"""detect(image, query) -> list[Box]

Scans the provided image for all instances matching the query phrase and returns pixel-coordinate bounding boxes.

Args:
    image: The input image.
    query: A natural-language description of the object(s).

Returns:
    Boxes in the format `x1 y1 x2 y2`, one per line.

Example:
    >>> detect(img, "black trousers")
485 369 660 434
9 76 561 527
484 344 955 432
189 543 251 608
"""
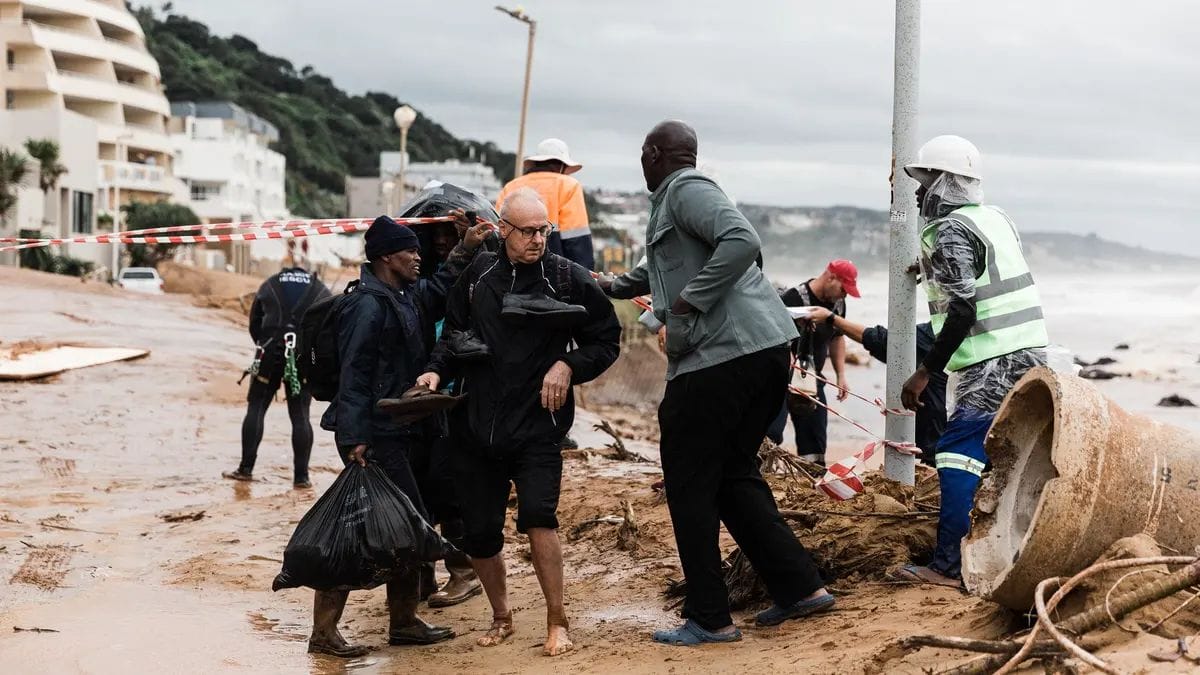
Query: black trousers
790 381 828 460
407 434 464 541
659 345 824 630
339 437 430 522
239 375 312 483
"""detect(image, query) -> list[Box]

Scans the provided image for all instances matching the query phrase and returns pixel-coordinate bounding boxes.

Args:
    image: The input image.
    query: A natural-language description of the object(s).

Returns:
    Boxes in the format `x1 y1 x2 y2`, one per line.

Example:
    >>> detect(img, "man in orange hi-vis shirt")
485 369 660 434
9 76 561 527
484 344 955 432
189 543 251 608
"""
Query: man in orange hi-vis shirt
496 138 594 271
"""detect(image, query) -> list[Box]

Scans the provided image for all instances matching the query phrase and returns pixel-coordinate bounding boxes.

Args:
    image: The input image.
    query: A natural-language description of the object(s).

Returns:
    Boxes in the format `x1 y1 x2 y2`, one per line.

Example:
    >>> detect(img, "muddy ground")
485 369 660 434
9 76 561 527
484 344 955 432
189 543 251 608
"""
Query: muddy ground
0 265 1194 674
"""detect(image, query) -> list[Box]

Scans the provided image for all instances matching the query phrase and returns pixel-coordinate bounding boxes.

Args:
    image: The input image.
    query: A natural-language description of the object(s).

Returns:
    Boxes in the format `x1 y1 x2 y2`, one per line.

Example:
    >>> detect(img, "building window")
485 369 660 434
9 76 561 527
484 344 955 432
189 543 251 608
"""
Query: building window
72 191 94 234
190 183 220 201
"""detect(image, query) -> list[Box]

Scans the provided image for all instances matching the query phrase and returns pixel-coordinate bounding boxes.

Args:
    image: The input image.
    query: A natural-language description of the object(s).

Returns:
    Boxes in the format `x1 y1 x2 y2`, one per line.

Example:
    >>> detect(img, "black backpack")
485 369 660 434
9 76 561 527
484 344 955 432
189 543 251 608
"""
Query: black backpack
298 280 358 402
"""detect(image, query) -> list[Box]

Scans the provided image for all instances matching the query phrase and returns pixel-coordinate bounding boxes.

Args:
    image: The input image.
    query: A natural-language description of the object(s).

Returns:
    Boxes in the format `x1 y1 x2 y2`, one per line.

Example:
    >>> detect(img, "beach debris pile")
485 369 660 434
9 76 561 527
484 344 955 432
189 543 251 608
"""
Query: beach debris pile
665 441 939 609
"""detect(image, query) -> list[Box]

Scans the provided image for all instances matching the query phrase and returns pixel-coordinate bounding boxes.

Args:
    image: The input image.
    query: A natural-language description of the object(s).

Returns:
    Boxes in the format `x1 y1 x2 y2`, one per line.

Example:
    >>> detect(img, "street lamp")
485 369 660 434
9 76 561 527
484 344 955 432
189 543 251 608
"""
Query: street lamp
495 5 536 179
392 105 417 214
110 132 134 281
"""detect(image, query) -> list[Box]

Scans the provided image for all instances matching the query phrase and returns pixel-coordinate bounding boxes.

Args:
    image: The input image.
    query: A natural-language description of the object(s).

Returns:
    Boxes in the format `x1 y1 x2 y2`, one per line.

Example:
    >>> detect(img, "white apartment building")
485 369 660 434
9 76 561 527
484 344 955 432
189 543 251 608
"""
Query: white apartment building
169 101 288 273
379 151 502 202
170 101 287 223
0 0 180 266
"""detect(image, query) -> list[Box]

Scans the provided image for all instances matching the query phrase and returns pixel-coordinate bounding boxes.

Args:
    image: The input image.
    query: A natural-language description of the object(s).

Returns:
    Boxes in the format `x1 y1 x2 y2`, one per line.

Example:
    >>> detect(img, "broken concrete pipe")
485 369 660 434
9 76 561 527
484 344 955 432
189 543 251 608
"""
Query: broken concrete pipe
962 367 1200 611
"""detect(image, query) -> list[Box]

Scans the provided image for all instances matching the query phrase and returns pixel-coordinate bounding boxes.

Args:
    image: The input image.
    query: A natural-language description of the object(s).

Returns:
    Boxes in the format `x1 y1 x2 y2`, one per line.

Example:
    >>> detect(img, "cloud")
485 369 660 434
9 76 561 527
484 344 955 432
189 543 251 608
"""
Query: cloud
164 0 1200 253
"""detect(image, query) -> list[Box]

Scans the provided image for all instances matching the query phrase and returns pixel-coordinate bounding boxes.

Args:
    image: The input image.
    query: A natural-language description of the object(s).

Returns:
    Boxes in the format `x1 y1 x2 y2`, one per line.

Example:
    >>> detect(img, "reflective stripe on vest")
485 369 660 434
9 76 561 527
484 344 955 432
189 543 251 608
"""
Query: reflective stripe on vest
921 205 1049 371
935 452 986 476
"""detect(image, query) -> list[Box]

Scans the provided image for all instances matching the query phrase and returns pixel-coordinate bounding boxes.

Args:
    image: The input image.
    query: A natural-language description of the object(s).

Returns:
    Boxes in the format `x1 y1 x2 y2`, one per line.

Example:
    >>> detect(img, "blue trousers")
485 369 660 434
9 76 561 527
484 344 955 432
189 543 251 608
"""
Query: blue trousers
930 410 993 579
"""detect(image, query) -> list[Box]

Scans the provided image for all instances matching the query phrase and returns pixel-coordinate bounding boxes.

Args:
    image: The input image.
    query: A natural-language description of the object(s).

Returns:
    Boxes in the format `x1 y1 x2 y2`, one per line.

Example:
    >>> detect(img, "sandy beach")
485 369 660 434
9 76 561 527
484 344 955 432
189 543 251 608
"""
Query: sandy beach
1 265 1197 674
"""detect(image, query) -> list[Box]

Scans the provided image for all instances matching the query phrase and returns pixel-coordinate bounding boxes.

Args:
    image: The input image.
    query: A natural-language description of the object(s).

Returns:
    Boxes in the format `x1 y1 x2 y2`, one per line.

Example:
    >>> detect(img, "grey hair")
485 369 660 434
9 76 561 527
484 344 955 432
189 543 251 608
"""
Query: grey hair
499 186 547 221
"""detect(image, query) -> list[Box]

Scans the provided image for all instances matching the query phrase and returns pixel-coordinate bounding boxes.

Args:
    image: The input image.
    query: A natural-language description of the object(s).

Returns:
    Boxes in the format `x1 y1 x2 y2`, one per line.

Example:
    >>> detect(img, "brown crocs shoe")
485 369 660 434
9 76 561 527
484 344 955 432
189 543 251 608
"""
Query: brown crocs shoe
376 385 462 425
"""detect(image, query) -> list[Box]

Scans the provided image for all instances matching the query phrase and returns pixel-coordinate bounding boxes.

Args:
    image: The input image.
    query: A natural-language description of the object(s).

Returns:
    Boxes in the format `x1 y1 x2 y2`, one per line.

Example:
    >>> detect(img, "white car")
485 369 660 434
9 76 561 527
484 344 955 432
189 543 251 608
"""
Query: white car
117 267 165 295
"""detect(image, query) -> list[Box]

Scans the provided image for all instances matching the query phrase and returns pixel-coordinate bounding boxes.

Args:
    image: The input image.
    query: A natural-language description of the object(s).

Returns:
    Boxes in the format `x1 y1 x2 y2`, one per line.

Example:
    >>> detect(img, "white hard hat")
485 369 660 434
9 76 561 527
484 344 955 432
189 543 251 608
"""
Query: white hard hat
523 138 582 174
904 135 982 181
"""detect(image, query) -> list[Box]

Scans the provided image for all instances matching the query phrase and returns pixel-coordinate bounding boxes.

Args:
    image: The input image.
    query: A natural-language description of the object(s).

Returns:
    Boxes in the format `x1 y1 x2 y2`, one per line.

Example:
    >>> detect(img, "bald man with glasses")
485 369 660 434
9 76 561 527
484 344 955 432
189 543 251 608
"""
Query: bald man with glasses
419 187 621 656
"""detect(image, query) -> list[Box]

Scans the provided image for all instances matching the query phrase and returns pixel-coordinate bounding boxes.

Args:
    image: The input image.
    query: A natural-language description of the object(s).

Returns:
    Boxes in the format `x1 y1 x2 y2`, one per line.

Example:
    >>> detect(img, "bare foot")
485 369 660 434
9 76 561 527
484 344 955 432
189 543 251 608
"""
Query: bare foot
477 612 514 647
543 624 573 656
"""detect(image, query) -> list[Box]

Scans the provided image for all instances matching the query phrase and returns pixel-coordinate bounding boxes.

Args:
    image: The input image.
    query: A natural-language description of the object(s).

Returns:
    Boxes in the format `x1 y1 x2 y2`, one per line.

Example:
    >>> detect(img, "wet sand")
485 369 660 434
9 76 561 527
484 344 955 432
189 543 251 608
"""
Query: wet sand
1 266 1197 673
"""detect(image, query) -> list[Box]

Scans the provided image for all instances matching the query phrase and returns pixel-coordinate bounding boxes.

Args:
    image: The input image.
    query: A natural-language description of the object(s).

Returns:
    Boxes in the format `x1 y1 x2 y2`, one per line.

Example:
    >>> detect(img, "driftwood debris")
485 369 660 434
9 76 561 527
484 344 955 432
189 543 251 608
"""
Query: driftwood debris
617 499 639 552
593 420 648 463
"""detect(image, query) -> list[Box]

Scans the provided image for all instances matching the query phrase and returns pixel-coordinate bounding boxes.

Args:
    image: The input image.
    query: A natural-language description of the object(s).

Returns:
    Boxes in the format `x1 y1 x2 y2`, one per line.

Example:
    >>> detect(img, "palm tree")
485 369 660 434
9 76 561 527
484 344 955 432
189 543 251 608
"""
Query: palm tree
0 147 30 229
23 139 68 193
24 139 68 232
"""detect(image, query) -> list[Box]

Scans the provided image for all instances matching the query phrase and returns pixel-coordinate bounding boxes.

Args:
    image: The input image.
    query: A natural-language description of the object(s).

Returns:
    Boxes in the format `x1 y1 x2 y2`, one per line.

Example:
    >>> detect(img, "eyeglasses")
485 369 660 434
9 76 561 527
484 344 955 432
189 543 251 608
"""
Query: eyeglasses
500 218 554 239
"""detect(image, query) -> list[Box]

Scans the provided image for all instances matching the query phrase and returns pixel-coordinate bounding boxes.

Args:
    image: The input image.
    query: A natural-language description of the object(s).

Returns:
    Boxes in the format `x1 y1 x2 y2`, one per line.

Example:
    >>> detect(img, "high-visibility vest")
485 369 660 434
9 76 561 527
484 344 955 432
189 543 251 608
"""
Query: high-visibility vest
920 204 1048 372
495 171 590 242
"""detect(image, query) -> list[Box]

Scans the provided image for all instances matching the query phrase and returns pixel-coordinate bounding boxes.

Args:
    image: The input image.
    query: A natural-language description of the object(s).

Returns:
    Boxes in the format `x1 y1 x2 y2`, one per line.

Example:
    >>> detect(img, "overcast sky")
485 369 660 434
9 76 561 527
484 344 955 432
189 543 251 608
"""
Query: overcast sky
165 0 1199 254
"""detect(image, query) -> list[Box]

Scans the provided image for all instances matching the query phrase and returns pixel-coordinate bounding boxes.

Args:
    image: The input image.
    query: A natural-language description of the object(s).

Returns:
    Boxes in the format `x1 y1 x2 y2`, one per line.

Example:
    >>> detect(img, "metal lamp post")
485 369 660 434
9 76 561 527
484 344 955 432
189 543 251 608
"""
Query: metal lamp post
392 105 417 214
109 132 133 282
495 5 536 179
883 0 921 485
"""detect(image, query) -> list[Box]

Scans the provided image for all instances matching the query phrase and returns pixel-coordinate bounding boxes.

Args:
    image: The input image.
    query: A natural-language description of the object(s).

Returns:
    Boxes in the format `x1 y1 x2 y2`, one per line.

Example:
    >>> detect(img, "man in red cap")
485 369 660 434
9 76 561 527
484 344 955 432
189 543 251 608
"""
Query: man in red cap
769 259 860 465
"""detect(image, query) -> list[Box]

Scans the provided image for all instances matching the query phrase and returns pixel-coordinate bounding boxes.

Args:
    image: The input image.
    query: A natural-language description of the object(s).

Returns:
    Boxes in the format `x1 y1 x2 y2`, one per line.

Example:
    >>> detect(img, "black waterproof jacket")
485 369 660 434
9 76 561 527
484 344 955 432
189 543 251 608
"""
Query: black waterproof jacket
321 243 475 447
426 250 620 451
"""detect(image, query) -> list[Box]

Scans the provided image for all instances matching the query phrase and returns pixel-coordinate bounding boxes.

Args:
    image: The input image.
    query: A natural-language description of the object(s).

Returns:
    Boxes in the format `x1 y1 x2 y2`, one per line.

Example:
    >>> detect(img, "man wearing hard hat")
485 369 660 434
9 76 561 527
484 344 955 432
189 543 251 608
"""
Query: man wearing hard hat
496 138 594 272
893 135 1048 587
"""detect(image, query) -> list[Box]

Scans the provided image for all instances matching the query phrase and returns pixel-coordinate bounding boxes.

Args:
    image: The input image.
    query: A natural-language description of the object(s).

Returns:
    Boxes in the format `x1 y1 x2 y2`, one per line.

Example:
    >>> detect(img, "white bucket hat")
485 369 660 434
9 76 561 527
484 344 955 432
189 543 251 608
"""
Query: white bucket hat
523 138 582 175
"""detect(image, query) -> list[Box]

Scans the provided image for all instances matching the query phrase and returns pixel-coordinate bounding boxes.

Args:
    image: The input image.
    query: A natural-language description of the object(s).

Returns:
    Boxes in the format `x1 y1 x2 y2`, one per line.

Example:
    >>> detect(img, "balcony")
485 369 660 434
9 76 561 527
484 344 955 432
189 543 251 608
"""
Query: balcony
21 0 145 37
33 21 159 77
96 122 172 154
52 69 169 116
98 160 173 194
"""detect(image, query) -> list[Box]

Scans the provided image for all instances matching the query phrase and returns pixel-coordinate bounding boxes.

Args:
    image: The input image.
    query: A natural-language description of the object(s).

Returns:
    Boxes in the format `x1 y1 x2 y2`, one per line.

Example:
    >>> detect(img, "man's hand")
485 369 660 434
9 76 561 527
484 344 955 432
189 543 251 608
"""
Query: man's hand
416 372 441 391
670 297 694 316
347 443 368 467
902 366 930 410
462 220 493 252
541 361 573 412
656 326 667 354
836 373 850 402
595 274 614 293
807 306 833 323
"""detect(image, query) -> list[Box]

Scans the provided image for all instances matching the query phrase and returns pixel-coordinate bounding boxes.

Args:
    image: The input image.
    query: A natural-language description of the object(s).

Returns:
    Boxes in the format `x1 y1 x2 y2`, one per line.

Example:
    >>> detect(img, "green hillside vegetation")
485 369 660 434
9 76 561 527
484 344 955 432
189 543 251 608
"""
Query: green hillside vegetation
133 6 516 218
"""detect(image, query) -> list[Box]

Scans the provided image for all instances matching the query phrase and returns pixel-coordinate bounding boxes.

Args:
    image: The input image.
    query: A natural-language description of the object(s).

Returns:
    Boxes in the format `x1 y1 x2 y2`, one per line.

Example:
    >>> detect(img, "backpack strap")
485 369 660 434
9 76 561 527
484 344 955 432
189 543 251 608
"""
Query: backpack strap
555 255 573 302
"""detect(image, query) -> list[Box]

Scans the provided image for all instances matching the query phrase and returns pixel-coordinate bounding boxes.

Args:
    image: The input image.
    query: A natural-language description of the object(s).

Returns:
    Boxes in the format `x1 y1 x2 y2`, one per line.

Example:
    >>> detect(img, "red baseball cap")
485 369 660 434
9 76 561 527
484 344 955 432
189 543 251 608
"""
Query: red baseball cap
827 259 861 298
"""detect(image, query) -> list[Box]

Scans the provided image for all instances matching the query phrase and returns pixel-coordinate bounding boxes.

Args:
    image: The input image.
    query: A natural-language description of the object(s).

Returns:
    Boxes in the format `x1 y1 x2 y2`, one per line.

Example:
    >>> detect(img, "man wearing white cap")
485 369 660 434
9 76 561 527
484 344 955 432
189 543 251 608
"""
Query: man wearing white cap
496 138 593 271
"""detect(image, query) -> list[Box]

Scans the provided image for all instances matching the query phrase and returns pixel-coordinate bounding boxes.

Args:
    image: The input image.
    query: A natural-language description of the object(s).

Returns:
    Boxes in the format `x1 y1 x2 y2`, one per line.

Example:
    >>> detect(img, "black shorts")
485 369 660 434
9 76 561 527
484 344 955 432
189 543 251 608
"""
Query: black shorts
453 440 563 558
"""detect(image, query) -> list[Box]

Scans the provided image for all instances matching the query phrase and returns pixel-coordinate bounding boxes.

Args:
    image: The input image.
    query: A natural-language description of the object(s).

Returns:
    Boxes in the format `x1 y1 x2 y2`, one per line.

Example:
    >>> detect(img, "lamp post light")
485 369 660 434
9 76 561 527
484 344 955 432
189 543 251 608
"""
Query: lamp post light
495 5 536 179
109 132 133 282
380 180 395 217
392 105 417 214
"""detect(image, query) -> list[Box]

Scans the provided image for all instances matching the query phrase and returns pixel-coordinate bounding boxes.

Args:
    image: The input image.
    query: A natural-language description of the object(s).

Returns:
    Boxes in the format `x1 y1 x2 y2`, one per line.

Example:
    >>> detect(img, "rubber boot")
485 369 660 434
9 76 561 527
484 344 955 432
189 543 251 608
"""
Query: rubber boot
309 590 368 658
428 549 482 608
418 562 437 602
387 567 455 646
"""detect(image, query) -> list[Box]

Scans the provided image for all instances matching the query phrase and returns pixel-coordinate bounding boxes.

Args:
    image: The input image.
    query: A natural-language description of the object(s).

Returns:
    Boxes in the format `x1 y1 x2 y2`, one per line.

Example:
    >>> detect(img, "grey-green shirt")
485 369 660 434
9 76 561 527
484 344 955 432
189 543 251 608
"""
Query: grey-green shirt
611 168 797 379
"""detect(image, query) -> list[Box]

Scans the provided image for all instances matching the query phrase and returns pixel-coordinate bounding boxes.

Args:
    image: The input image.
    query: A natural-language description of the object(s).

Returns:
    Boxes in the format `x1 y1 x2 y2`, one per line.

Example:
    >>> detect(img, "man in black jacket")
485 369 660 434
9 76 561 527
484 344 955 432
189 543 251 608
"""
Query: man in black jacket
804 309 947 462
308 214 489 657
224 263 329 487
418 187 620 657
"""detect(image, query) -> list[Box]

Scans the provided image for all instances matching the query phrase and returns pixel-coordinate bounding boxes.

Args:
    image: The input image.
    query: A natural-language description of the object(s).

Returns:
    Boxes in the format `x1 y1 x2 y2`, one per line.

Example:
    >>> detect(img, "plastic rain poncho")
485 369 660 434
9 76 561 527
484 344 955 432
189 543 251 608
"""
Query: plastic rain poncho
921 172 1045 418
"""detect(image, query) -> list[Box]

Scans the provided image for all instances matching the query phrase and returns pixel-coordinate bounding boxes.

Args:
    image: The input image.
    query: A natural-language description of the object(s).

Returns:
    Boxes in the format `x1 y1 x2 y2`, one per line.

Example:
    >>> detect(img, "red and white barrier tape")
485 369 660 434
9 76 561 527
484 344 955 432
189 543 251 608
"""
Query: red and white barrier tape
787 384 921 501
791 362 914 418
0 215 458 252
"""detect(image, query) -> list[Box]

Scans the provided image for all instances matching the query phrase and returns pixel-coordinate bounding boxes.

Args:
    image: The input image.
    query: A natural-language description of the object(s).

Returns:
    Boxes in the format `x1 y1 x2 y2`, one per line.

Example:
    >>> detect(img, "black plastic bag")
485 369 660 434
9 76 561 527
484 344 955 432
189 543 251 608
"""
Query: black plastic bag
272 462 448 592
